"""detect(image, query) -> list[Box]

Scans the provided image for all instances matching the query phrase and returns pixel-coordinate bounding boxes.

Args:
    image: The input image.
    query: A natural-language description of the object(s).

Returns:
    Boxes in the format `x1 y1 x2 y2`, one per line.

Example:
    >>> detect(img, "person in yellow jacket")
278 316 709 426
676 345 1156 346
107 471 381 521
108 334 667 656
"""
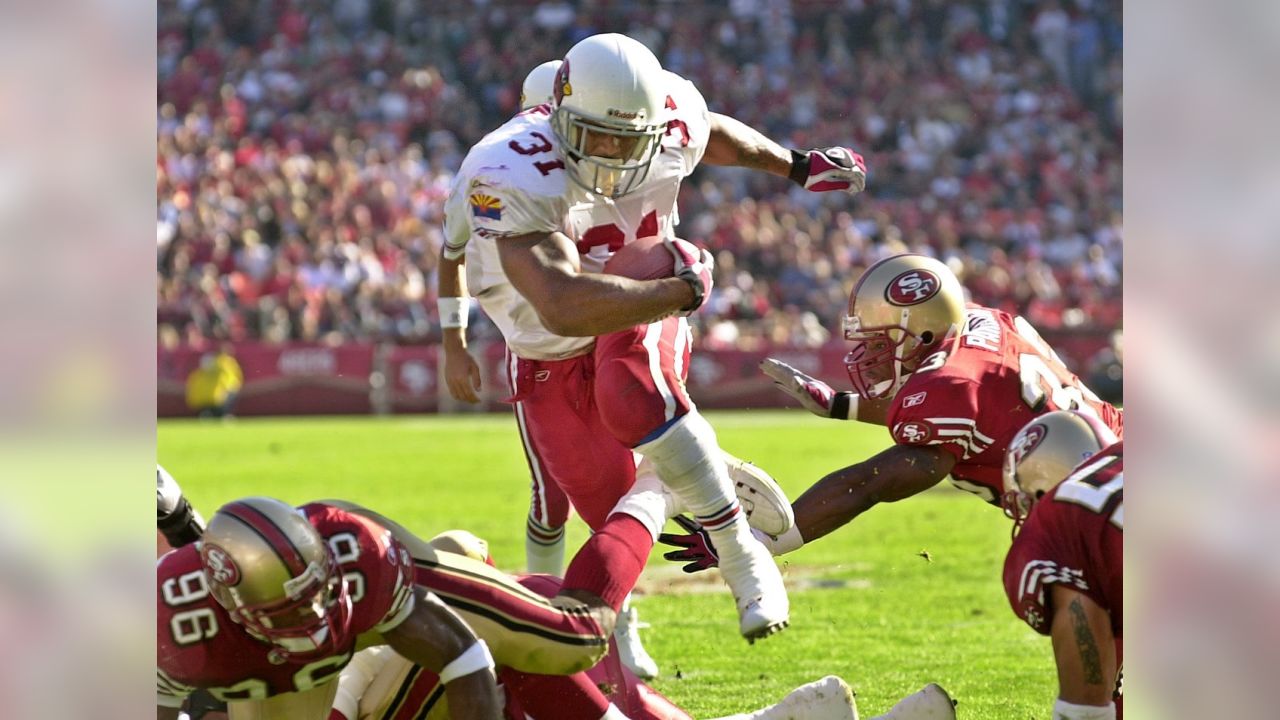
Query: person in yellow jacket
185 345 243 418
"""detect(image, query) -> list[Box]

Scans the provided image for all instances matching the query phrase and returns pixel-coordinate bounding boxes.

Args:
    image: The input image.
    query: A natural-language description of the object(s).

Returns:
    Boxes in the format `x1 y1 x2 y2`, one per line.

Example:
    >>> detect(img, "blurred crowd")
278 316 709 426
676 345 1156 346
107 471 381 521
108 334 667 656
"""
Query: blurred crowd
157 0 1122 358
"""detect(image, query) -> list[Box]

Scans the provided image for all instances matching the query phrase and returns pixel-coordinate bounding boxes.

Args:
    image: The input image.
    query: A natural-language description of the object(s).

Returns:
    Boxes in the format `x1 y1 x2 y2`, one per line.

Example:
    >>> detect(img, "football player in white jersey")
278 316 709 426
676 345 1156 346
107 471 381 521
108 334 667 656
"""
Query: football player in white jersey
440 59 571 577
439 58 662 680
443 33 867 644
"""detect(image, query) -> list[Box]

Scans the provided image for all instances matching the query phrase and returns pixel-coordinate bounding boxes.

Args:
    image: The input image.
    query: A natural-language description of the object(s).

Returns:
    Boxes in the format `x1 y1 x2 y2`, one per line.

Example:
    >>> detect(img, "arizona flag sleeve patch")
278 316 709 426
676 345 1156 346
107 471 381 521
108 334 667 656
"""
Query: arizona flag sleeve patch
469 193 503 220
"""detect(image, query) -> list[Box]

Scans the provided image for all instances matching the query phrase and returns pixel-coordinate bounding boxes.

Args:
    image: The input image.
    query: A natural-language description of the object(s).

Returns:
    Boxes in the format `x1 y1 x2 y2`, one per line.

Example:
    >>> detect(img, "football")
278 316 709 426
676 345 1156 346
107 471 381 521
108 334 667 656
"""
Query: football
602 235 675 280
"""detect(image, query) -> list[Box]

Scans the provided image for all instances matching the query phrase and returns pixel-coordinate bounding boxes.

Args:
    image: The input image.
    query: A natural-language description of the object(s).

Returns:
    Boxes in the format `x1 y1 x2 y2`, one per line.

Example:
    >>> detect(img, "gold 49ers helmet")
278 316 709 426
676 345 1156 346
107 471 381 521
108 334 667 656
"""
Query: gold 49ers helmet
1002 410 1120 528
199 497 351 662
843 254 967 399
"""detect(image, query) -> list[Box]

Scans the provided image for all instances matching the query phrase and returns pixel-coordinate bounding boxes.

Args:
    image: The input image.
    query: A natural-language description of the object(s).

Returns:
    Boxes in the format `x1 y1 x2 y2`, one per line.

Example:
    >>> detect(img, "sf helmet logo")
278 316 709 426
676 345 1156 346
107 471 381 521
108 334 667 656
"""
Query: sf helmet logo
886 269 941 306
1011 423 1048 465
201 543 242 586
553 59 572 105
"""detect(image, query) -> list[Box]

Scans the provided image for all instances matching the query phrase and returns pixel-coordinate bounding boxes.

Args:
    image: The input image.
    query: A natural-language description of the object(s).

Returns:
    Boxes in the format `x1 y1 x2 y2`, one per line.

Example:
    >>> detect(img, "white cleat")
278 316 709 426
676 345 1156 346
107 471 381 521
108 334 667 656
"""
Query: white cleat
722 451 795 537
716 675 859 720
872 683 957 720
714 524 790 642
614 604 659 680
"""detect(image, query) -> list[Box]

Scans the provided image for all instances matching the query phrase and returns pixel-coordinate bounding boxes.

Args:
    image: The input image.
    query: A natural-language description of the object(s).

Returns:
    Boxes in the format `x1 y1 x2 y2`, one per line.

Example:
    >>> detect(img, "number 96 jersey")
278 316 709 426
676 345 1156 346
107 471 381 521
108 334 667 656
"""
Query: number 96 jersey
156 503 416 709
444 70 711 360
886 306 1124 504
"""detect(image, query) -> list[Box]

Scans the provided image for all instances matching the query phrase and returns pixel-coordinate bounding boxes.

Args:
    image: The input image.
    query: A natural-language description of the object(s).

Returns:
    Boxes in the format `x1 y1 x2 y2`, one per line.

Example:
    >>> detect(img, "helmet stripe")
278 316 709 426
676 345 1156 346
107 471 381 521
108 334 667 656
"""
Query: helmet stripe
222 501 311 577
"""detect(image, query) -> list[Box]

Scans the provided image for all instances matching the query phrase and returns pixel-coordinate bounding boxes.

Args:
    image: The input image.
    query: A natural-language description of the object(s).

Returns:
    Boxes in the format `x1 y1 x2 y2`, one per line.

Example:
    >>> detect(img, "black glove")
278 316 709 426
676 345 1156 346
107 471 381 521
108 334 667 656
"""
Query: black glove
158 465 205 547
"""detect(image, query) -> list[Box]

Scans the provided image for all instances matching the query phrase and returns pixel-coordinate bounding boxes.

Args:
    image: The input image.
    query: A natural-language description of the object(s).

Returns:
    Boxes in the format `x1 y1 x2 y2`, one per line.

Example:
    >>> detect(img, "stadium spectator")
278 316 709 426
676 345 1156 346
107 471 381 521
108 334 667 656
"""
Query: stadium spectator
184 344 243 418
157 0 1122 355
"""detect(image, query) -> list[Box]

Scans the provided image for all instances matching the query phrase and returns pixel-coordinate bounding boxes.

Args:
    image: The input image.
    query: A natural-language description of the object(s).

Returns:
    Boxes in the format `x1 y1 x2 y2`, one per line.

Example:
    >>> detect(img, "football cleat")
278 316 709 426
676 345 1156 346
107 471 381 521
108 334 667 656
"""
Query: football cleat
712 523 790 642
722 452 795 537
614 602 659 680
872 683 957 720
755 675 859 720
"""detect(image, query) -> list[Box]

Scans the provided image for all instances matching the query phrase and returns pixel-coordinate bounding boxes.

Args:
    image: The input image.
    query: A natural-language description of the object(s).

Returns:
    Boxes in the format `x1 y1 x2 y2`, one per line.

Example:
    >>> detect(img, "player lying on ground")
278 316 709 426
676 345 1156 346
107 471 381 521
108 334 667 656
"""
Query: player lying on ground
660 254 1123 567
1001 411 1124 719
159 494 666 718
446 32 867 643
157 495 510 720
327 530 958 720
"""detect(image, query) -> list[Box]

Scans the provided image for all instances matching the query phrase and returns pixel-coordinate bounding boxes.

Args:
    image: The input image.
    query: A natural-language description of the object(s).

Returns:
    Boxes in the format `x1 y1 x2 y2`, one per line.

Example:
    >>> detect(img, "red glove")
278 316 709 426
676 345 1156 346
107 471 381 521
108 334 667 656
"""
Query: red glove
658 515 719 573
665 237 714 314
789 147 867 193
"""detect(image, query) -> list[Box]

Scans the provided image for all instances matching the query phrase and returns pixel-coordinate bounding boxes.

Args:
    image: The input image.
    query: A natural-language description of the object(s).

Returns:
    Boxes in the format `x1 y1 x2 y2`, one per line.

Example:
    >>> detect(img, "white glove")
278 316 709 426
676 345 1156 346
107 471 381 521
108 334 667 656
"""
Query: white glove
760 359 858 420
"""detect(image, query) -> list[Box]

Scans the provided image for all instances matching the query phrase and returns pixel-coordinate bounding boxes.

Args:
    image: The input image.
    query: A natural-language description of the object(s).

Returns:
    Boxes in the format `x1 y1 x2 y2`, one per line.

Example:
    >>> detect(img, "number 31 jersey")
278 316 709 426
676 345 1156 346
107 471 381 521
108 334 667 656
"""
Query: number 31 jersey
156 503 416 708
443 70 711 360
886 306 1124 504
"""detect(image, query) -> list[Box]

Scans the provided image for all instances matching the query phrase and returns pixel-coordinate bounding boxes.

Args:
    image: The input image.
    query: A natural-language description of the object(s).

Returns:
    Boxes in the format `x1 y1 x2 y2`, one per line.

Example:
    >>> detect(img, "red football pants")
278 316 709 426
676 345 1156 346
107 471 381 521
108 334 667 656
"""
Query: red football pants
506 317 694 531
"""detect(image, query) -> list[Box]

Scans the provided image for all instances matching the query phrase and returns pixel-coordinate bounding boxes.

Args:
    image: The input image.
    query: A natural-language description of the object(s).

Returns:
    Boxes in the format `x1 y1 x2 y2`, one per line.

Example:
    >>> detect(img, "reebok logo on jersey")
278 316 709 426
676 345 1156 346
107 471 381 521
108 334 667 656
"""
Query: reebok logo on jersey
903 391 928 408
469 193 503 220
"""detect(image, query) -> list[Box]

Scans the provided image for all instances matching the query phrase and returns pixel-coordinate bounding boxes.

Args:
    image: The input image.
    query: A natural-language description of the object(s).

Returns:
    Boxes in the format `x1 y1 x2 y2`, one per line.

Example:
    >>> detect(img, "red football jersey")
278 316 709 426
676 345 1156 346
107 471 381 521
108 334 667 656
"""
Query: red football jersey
157 503 416 708
887 306 1123 504
1003 443 1124 638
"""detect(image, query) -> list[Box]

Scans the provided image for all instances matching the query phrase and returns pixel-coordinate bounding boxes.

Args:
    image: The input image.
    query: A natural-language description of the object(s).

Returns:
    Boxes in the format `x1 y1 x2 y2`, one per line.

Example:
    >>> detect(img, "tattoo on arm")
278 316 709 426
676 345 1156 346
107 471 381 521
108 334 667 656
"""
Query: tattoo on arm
1068 597 1104 685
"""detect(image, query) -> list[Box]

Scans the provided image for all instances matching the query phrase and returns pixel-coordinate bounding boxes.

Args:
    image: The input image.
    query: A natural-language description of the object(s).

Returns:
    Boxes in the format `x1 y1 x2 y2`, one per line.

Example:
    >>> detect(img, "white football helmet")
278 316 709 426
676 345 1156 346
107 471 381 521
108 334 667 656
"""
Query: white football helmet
551 33 668 198
1002 410 1119 527
520 60 561 110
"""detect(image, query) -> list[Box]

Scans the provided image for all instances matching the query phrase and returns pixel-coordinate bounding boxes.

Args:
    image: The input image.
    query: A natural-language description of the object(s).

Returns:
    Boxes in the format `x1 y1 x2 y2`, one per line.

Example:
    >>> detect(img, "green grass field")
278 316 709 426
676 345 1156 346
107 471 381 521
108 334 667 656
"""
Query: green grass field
159 410 1057 718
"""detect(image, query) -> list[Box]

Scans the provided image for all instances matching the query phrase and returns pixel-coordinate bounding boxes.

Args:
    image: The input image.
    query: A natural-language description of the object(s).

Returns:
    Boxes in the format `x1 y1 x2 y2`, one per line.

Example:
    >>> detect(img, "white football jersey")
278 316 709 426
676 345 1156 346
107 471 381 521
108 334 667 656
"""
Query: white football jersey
444 71 711 360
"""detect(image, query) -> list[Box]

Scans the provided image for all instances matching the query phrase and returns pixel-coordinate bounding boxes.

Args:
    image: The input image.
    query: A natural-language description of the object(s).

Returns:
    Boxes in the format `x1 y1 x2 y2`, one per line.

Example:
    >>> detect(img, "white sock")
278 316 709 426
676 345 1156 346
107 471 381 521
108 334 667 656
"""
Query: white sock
635 412 745 534
525 518 565 576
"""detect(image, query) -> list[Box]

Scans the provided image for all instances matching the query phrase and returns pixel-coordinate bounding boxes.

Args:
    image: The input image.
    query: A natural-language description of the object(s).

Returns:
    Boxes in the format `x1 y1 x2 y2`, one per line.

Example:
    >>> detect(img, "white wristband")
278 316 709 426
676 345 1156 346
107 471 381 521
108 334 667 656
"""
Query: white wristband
1052 699 1116 720
752 524 805 556
438 640 495 684
438 297 471 330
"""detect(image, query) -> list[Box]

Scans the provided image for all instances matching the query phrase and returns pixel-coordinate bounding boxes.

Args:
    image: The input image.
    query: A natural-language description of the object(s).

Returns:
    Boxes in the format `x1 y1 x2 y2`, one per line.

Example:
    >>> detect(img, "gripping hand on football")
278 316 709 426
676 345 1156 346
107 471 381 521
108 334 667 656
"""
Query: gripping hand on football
760 358 858 420
659 515 720 573
789 147 867 194
665 237 714 315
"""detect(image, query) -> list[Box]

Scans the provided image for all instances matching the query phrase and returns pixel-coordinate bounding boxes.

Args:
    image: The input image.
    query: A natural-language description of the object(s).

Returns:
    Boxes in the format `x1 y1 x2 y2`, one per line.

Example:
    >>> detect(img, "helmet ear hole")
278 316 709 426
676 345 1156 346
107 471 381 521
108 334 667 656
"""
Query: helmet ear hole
920 330 934 345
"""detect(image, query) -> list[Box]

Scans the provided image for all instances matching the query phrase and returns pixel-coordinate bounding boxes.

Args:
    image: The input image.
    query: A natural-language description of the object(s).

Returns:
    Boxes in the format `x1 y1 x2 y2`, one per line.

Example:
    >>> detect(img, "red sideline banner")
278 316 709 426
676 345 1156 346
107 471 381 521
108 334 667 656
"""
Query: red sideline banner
158 343 375 416
158 331 1113 417
379 345 440 413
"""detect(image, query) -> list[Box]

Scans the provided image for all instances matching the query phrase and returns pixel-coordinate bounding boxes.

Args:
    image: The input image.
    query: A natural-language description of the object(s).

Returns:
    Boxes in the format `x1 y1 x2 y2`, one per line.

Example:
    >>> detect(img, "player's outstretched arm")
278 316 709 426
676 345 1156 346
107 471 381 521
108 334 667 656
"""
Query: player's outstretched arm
498 231 698 336
703 112 866 193
792 444 956 545
438 249 483 404
1048 585 1118 718
384 588 503 720
760 358 892 424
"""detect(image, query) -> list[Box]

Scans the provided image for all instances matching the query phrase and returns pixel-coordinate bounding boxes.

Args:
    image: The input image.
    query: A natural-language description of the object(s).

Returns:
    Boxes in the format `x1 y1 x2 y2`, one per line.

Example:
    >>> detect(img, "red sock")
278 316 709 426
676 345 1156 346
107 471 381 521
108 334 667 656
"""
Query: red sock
560 514 653 610
500 667 612 720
